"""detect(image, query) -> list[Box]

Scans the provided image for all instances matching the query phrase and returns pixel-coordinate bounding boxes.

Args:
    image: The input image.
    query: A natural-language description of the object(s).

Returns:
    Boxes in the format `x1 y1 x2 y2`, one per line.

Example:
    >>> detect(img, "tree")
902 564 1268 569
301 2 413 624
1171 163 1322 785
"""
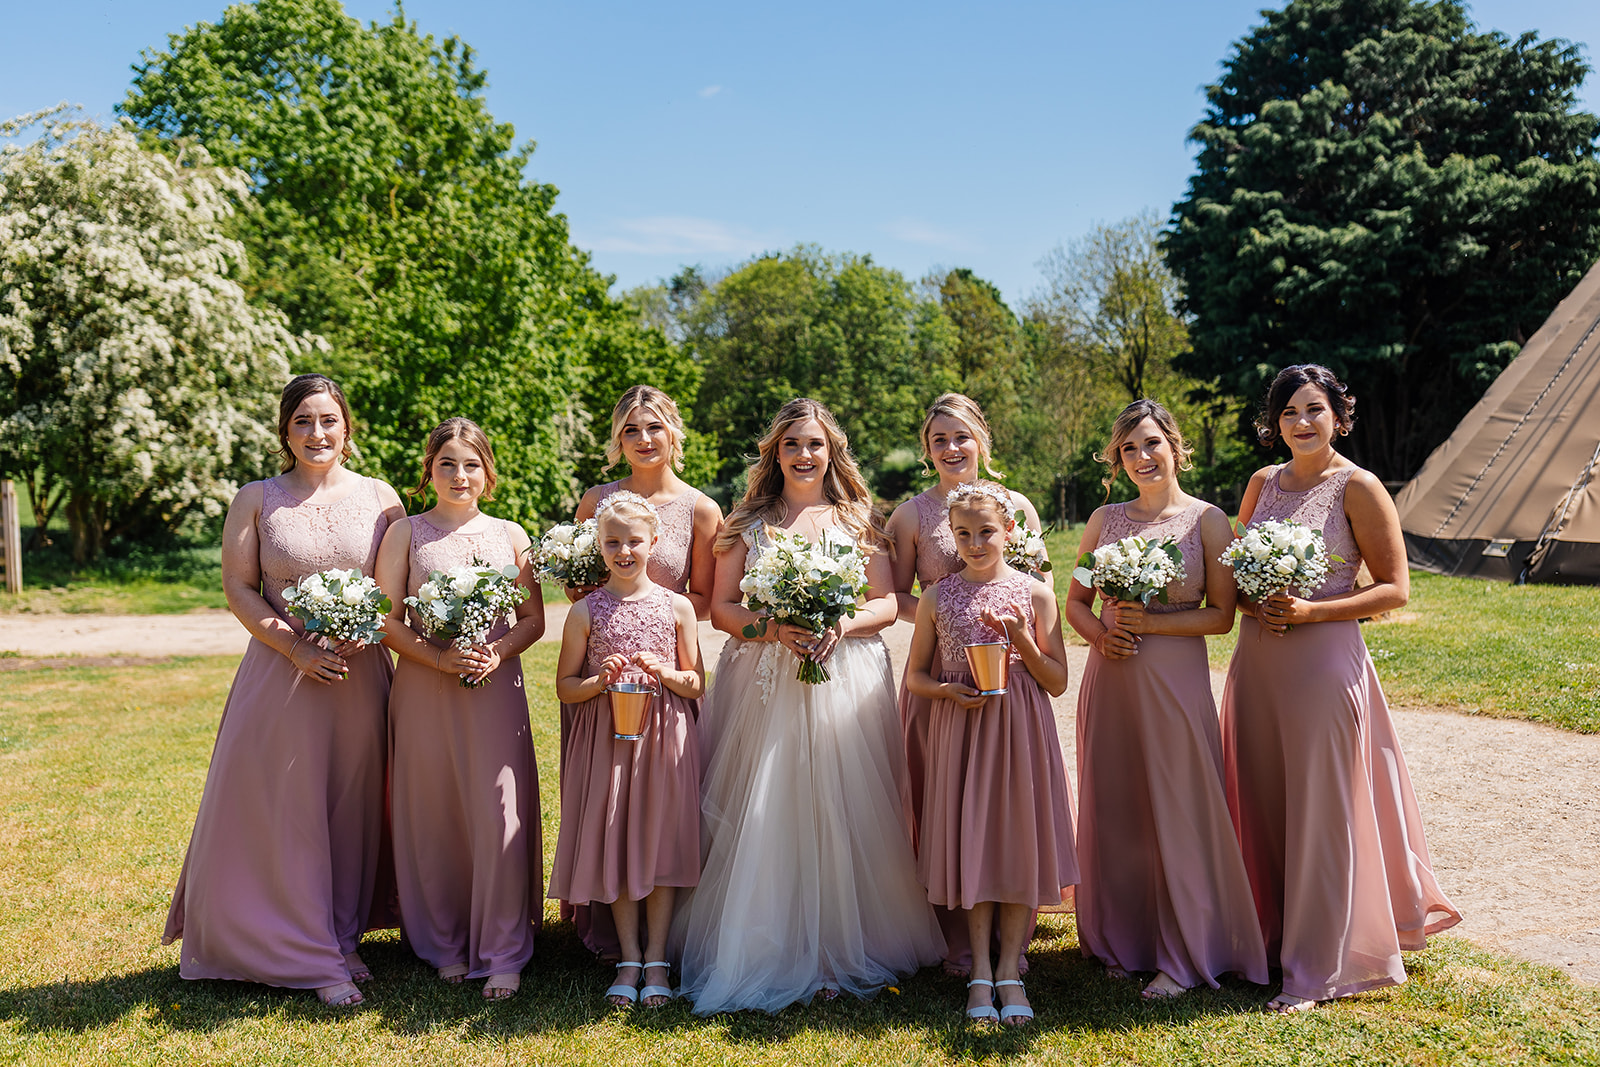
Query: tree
0 109 317 561
121 0 684 520
681 247 957 485
1167 0 1600 480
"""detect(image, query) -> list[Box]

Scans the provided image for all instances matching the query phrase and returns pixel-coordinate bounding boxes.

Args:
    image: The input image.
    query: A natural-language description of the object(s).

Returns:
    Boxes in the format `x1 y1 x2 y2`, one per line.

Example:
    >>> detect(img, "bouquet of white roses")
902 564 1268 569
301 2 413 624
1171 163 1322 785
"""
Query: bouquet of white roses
282 568 391 646
739 527 871 684
1218 518 1333 602
1005 512 1052 574
532 518 608 588
1071 535 1186 606
404 562 529 688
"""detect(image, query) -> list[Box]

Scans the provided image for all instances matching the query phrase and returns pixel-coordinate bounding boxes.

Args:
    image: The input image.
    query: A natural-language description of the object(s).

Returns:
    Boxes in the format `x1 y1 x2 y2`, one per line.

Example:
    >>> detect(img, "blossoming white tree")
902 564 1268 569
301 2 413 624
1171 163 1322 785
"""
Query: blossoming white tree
0 107 321 561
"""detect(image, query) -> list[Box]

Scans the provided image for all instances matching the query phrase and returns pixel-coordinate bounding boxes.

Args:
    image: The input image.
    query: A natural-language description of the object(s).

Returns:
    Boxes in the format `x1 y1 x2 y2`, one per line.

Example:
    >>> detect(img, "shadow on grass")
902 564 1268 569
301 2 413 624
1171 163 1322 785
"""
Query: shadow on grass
0 921 1277 1055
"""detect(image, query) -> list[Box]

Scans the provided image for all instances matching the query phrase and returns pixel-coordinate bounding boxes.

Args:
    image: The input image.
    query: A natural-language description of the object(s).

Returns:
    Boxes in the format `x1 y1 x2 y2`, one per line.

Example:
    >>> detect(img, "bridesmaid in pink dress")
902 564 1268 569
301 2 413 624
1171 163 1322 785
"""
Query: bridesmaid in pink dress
376 418 545 1000
1223 365 1461 1012
563 385 722 951
905 481 1075 1026
885 393 1046 974
1066 399 1268 1000
164 374 404 1008
550 491 705 1007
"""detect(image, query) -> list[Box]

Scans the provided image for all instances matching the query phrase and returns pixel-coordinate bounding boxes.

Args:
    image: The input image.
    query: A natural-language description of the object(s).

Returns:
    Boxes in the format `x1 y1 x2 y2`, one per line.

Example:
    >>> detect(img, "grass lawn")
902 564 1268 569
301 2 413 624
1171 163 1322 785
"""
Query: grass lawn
3 651 1599 1065
1042 529 1600 734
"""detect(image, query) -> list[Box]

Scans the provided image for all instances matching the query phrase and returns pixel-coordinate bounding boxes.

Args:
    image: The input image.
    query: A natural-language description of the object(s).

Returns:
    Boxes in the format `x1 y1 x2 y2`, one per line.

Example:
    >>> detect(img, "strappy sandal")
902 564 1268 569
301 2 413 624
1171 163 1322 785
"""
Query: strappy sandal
483 973 520 1001
1267 993 1319 1014
965 978 1000 1023
315 981 363 1007
606 961 643 1006
995 979 1034 1027
343 952 371 984
438 963 469 984
639 960 673 1007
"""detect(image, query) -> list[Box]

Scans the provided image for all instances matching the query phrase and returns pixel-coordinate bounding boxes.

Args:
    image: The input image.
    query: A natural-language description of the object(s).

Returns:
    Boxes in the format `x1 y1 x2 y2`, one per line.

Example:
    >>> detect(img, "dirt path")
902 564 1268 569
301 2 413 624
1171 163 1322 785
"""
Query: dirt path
6 607 1597 984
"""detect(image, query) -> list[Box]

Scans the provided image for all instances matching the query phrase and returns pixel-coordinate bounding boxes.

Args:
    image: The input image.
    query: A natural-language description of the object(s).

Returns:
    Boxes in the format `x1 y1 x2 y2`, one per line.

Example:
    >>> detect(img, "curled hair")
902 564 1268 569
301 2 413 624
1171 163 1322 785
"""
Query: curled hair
277 373 355 472
595 489 660 535
920 393 1004 479
1096 398 1195 496
715 398 889 555
410 417 497 501
604 385 687 473
945 480 1013 519
1255 364 1356 446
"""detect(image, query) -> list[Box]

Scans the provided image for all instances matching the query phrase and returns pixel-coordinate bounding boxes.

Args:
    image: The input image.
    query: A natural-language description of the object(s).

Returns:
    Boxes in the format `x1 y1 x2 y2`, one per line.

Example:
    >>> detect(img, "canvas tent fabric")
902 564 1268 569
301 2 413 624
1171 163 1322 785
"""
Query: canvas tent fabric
1395 260 1600 583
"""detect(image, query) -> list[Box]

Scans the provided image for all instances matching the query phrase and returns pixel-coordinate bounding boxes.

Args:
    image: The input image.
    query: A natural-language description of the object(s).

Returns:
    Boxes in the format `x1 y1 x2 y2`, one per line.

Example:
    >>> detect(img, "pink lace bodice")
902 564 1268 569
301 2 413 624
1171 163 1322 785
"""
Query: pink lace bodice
1248 466 1361 599
258 477 389 623
595 481 699 594
586 586 679 683
1096 499 1208 613
934 570 1035 673
406 513 523 642
913 489 962 586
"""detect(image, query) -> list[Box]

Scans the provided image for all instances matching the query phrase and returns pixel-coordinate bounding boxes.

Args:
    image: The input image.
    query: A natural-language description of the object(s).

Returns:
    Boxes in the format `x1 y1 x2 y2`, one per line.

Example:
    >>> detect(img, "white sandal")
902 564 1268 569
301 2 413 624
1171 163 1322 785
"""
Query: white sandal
605 961 643 1006
995 979 1034 1025
639 960 674 1006
965 978 1000 1022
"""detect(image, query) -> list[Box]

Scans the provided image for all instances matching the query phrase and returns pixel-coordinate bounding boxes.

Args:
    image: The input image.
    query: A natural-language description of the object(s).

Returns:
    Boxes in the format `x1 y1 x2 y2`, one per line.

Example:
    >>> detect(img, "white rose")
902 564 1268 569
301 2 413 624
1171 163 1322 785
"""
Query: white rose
1274 556 1297 575
300 574 328 598
340 583 365 605
548 525 576 545
573 533 594 555
451 574 477 597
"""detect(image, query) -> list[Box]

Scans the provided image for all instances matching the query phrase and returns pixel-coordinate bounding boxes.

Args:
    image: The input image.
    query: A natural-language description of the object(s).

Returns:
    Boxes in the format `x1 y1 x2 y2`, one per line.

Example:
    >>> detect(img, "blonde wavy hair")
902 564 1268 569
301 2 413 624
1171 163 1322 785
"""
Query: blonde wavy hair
1095 398 1194 496
595 489 660 536
715 398 889 555
920 393 1005 479
603 385 687 473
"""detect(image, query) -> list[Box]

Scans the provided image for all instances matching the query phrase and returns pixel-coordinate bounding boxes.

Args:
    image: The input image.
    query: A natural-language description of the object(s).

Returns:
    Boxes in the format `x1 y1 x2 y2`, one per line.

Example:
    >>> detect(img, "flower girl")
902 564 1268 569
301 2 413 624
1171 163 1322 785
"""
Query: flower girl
550 491 705 1007
903 481 1076 1026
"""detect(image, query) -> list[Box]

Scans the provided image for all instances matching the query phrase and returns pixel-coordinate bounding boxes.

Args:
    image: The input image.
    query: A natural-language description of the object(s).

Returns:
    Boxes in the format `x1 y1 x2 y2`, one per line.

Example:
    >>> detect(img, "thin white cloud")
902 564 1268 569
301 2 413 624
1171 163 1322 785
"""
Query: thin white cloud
698 85 722 98
881 217 976 252
576 215 767 256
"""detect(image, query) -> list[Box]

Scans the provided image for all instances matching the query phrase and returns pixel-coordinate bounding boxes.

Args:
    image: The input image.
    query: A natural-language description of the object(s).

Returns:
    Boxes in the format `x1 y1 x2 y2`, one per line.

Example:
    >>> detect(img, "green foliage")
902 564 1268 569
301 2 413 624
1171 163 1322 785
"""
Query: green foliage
0 108 315 563
1167 0 1600 481
681 247 959 487
120 0 681 522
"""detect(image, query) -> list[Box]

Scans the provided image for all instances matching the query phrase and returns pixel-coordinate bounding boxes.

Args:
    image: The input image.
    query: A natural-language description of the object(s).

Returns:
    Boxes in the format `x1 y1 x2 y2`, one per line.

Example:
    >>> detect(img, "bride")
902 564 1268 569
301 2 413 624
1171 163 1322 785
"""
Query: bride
672 397 944 1014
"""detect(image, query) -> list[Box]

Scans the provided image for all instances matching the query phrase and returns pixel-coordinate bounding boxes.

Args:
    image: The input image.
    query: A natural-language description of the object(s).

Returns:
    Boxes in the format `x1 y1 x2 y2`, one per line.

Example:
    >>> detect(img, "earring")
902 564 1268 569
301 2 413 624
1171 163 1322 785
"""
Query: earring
920 457 934 478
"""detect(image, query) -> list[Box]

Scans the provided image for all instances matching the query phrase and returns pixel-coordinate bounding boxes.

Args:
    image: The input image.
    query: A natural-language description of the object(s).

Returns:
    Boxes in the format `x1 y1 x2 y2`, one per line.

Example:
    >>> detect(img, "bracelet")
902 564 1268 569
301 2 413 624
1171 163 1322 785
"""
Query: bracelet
288 635 306 662
435 646 443 671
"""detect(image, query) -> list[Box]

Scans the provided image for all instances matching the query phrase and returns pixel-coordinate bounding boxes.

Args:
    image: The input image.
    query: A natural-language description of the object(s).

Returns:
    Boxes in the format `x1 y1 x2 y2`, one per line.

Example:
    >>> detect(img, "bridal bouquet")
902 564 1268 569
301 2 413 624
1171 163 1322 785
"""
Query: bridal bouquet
281 568 391 645
740 528 870 684
1071 535 1186 606
404 562 528 688
1005 513 1052 574
1218 519 1333 602
533 518 608 588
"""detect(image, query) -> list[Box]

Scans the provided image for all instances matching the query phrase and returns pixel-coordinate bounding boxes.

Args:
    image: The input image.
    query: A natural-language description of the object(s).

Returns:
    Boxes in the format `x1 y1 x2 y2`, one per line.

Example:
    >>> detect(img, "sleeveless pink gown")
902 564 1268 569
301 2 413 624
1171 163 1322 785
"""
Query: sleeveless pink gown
548 587 703 956
1223 466 1461 1001
1075 501 1268 987
560 481 701 955
388 514 541 979
919 570 1077 909
163 477 393 989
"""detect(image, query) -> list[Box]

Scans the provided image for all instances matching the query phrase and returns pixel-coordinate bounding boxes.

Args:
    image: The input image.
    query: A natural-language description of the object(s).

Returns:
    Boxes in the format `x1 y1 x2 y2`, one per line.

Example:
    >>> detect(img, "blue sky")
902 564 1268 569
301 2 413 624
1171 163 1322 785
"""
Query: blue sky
4 1 1598 306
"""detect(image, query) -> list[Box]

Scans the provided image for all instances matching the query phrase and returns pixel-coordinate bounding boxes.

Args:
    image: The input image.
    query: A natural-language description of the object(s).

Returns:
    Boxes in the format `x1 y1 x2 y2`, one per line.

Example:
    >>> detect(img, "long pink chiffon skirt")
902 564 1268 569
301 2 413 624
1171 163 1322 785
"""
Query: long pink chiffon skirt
1223 616 1462 1001
919 668 1077 909
389 653 541 979
1076 634 1268 987
548 687 702 958
164 638 391 988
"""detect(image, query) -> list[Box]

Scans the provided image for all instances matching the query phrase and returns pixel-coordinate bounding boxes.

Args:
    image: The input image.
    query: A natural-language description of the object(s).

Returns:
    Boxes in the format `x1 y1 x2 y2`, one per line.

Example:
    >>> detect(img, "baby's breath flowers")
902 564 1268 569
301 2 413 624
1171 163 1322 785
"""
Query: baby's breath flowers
532 518 608 588
404 562 528 688
1072 535 1187 605
281 568 391 645
740 528 871 684
1218 519 1334 602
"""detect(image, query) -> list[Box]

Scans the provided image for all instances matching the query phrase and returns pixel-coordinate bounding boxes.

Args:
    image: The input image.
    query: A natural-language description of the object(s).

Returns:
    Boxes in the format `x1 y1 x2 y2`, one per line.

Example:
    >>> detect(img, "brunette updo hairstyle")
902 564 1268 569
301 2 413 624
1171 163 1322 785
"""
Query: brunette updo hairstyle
1254 364 1357 446
277 373 355 472
410 417 498 501
1095 398 1194 495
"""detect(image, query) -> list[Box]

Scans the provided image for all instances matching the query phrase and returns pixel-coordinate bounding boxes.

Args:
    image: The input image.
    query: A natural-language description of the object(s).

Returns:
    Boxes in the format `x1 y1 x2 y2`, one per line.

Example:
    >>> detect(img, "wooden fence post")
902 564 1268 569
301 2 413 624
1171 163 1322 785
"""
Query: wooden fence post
0 480 20 594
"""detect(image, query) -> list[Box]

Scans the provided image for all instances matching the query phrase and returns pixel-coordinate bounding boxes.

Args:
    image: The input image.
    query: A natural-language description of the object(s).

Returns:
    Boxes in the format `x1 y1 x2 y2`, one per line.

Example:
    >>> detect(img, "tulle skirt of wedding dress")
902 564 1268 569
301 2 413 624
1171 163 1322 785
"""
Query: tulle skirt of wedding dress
671 635 945 1014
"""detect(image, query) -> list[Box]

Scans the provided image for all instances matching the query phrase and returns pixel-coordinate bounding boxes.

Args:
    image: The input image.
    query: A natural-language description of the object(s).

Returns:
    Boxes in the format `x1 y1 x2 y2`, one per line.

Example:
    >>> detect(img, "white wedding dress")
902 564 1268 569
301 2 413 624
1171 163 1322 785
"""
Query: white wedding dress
671 528 945 1014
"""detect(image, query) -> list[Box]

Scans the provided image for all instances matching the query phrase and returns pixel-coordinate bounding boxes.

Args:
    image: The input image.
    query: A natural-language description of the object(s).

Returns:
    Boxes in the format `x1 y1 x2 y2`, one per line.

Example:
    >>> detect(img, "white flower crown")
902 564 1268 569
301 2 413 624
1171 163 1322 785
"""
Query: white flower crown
944 481 1012 514
594 489 659 523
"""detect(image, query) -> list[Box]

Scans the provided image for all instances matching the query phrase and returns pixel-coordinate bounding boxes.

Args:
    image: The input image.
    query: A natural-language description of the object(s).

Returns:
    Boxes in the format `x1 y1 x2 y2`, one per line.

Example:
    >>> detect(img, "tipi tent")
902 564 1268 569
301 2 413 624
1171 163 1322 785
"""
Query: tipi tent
1396 260 1600 583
